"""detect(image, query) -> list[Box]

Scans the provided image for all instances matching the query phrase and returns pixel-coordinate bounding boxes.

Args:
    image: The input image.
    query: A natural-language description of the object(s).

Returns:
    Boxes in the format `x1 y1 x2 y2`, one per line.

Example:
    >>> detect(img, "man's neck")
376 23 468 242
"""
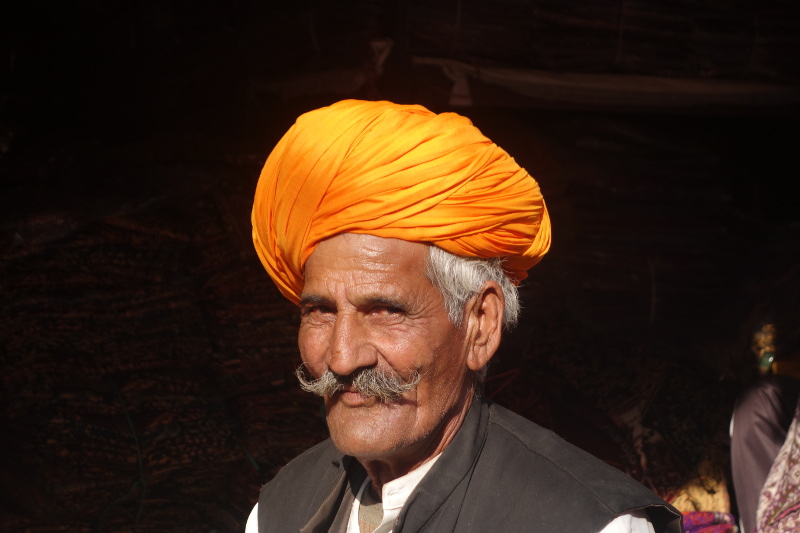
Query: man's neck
357 392 474 493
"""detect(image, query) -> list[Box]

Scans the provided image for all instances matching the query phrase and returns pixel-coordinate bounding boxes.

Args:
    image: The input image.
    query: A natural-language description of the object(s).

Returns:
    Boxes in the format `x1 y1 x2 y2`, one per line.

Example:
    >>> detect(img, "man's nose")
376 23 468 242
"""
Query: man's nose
326 311 376 376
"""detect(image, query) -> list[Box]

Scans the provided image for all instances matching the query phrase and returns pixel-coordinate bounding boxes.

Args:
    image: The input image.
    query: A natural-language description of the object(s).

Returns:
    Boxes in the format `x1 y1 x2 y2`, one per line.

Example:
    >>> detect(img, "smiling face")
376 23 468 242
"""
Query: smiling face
298 233 481 477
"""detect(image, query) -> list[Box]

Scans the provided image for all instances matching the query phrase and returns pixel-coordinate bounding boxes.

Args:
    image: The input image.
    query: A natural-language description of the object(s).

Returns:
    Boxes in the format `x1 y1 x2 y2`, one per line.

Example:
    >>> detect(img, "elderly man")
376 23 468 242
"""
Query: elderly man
246 100 681 533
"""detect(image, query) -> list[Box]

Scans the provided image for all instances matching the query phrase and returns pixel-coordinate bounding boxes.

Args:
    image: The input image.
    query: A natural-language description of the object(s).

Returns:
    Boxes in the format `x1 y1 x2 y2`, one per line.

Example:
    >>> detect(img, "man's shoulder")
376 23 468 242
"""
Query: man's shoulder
264 438 341 488
257 438 348 531
482 402 671 517
485 401 625 477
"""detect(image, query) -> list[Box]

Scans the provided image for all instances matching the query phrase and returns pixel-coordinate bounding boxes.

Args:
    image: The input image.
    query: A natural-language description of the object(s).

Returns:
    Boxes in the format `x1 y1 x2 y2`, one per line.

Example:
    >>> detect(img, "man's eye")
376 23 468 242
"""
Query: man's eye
372 306 404 316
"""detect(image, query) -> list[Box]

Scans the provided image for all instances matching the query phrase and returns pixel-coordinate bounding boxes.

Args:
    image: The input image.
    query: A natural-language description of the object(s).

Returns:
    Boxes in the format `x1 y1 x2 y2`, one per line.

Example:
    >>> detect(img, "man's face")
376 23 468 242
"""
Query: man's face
298 233 475 471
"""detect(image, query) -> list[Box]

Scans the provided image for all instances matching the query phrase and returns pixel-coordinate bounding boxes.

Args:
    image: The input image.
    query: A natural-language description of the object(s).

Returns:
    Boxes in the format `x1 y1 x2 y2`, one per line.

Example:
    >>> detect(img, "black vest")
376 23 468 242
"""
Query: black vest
258 399 682 533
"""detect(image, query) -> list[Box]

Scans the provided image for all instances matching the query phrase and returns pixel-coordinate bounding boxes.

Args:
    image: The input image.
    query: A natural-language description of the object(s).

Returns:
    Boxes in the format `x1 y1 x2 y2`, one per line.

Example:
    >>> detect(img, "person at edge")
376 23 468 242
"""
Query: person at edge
246 99 682 533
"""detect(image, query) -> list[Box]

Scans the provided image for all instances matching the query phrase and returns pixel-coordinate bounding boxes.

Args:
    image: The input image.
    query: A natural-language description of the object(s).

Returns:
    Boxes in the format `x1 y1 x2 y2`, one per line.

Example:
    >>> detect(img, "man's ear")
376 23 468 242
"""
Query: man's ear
465 280 504 373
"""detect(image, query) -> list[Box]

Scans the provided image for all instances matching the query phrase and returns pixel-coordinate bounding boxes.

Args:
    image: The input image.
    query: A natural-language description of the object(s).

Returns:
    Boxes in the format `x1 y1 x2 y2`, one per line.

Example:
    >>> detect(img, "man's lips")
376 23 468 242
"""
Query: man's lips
333 386 373 407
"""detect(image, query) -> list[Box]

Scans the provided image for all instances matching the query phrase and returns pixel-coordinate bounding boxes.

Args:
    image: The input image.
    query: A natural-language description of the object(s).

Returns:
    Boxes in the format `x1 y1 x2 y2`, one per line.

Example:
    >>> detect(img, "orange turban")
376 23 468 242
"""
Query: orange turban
252 99 551 304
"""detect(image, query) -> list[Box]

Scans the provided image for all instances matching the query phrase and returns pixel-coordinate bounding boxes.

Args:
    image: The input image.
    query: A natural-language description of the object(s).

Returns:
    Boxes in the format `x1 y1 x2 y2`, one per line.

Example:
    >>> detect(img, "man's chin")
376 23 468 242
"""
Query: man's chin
325 396 401 447
329 430 396 461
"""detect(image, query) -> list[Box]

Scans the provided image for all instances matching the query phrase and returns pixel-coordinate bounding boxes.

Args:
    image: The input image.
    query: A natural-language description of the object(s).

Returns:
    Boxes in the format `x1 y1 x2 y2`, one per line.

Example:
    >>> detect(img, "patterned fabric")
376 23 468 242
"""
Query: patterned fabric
756 402 800 532
681 511 735 533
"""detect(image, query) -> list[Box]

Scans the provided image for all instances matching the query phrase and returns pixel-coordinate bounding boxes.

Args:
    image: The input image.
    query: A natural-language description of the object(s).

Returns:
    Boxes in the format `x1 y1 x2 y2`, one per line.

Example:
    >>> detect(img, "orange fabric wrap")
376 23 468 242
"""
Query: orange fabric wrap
252 99 551 304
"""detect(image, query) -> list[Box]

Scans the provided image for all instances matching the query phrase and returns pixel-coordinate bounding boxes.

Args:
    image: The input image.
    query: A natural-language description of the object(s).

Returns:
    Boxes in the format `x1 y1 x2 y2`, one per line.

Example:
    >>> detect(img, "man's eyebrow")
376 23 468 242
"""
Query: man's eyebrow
360 296 408 309
298 294 409 309
298 295 330 307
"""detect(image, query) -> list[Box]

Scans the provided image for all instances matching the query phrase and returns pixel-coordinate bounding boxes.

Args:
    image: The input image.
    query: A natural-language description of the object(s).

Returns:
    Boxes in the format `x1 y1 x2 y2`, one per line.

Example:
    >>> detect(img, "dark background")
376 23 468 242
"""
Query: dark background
2 1 800 531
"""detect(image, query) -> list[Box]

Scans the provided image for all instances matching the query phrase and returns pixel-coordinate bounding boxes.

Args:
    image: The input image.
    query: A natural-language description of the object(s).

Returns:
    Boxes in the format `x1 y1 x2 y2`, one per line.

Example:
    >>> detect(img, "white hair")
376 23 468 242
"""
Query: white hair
425 245 520 331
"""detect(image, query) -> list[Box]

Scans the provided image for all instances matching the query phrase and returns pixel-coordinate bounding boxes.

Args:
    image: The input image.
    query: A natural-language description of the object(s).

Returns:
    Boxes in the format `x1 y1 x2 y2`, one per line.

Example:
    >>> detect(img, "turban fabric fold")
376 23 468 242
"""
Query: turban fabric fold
252 99 551 304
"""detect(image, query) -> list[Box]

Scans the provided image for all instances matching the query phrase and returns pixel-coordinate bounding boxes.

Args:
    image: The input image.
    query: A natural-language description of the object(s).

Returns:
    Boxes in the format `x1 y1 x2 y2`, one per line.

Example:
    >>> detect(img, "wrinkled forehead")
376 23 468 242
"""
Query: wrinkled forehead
308 231 427 264
304 233 429 277
300 233 438 302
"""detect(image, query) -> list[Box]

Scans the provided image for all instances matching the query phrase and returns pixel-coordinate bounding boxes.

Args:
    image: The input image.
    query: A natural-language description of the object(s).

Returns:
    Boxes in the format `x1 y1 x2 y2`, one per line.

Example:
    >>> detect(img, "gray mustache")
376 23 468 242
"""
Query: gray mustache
295 366 422 402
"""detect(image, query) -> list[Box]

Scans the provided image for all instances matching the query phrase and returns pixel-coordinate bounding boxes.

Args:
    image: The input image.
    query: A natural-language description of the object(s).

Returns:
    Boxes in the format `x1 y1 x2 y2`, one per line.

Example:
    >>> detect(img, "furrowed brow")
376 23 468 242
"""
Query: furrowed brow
360 296 408 310
298 294 332 308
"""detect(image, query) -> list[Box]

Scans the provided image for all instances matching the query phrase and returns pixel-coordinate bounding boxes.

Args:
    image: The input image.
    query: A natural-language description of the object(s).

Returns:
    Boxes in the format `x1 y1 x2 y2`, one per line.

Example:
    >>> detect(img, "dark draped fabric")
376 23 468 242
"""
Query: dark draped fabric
731 375 800 533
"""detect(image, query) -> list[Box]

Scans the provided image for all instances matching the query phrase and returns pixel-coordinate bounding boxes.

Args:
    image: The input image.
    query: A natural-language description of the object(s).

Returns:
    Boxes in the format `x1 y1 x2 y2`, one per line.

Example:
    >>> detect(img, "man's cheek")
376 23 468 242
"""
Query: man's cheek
298 338 328 377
